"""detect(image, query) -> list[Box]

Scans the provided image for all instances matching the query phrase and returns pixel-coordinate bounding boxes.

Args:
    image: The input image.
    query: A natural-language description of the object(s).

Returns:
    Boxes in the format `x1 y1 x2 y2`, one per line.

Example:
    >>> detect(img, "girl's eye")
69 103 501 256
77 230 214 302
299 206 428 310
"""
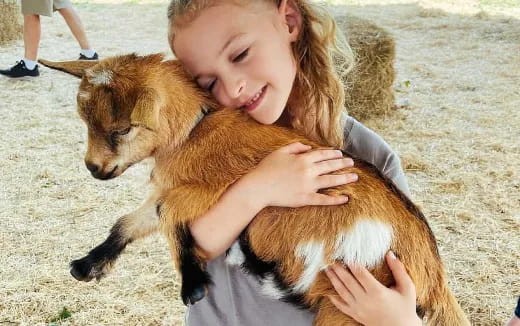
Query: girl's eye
233 49 249 63
204 80 216 92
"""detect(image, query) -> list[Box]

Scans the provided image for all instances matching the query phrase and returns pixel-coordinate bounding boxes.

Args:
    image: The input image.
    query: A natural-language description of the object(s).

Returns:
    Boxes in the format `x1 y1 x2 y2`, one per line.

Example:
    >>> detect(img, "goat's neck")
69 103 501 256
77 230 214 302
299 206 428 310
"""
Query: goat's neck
157 85 214 153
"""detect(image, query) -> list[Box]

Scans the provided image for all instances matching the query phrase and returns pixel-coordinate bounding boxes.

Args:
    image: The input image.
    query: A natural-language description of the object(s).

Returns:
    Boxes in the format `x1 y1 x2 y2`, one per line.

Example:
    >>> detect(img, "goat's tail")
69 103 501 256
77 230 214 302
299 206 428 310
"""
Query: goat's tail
425 281 471 326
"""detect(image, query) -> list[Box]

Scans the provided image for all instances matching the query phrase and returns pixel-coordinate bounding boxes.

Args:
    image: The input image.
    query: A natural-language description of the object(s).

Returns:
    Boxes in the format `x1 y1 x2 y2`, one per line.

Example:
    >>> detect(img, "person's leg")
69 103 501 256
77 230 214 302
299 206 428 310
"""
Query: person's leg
0 2 43 77
57 6 91 50
506 315 520 326
23 14 41 61
505 297 520 326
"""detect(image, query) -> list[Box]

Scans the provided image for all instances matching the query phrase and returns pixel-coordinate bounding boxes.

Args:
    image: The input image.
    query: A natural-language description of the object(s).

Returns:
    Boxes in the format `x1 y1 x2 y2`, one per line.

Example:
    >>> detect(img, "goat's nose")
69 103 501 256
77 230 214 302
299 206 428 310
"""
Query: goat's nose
85 162 100 174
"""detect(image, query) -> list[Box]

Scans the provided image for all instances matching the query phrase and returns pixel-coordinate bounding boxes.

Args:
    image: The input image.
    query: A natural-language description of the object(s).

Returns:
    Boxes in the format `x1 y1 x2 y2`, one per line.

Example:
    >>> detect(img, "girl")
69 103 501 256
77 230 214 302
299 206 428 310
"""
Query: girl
168 0 421 325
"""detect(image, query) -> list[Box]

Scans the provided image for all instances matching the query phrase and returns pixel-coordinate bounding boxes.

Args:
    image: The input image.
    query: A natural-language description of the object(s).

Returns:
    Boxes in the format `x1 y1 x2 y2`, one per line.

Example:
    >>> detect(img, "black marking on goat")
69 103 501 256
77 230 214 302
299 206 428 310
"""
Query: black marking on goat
94 164 118 180
238 232 276 278
273 272 309 309
70 218 130 281
107 132 119 152
340 150 440 258
155 202 162 218
107 88 120 118
200 104 210 115
176 224 212 305
190 104 214 134
416 305 426 320
238 233 310 310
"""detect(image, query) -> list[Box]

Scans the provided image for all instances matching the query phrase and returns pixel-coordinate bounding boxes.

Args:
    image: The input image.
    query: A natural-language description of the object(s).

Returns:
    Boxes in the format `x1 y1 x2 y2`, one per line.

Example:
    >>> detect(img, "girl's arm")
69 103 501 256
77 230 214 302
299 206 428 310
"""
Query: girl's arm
343 115 411 197
190 142 357 260
189 175 266 260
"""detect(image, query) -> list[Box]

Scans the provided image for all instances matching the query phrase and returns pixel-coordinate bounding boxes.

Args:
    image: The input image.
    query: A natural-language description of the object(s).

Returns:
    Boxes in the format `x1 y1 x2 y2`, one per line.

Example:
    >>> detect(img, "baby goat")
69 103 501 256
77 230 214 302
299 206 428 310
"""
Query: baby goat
40 54 470 326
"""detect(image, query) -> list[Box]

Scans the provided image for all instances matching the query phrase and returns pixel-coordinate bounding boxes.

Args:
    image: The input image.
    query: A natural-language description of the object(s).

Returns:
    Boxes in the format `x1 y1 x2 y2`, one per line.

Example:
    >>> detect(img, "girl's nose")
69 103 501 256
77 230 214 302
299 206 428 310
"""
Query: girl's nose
222 75 246 100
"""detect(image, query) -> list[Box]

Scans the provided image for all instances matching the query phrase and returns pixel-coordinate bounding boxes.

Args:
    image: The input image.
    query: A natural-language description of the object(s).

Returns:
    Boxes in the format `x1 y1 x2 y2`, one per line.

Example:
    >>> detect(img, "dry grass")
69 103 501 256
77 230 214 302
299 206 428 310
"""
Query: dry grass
0 0 519 325
0 0 23 46
338 15 397 121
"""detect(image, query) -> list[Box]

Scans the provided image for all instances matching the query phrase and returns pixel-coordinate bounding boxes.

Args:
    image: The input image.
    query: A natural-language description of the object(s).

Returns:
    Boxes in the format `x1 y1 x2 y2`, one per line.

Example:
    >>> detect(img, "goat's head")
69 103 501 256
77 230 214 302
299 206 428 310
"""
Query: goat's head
41 53 210 180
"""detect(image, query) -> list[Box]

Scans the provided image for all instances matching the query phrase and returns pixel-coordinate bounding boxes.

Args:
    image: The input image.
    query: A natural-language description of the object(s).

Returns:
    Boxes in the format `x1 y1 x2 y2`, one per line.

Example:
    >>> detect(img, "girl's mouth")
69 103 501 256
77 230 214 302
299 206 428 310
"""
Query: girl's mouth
242 86 266 112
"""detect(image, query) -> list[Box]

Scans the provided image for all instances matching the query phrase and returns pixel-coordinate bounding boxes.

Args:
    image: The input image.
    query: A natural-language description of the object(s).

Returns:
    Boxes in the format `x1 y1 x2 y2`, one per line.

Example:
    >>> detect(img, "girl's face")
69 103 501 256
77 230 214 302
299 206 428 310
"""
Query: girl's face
173 1 300 125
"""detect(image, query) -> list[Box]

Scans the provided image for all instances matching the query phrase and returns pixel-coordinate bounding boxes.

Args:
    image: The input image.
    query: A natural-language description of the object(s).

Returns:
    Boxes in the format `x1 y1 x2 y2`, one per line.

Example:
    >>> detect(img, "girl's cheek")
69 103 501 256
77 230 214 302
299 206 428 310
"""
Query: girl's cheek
215 91 236 109
210 86 220 101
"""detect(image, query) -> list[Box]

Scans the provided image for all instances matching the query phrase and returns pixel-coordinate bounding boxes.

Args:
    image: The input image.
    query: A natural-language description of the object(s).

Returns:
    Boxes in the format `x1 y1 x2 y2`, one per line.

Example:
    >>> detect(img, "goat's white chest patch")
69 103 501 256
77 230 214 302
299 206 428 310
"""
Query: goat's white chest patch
225 241 245 266
293 219 393 293
294 241 326 293
332 219 393 268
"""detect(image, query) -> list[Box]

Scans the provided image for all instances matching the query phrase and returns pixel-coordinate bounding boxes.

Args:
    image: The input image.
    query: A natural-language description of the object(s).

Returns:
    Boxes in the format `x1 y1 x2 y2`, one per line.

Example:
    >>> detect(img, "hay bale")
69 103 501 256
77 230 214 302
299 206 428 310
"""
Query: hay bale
336 15 396 122
0 0 23 46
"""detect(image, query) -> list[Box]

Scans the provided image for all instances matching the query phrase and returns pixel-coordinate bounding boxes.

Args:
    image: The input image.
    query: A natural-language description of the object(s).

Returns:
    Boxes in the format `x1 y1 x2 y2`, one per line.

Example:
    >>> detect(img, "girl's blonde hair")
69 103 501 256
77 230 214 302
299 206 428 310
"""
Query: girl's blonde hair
167 0 354 148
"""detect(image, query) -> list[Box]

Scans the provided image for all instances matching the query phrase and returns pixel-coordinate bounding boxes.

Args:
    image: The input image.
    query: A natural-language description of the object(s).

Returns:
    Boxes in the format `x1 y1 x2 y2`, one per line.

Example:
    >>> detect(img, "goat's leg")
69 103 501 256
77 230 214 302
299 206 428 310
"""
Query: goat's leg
159 184 223 305
314 299 362 326
70 193 160 282
166 222 212 305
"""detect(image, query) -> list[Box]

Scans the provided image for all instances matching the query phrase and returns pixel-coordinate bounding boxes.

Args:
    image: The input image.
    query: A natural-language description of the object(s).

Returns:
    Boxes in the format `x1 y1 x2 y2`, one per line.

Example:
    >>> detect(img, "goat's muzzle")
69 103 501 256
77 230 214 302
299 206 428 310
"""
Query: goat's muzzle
85 161 118 180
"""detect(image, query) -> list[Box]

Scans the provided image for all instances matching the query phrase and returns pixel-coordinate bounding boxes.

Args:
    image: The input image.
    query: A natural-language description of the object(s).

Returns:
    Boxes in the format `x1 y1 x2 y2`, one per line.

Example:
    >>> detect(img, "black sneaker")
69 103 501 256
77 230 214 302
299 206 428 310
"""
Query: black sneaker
78 52 99 60
0 61 40 78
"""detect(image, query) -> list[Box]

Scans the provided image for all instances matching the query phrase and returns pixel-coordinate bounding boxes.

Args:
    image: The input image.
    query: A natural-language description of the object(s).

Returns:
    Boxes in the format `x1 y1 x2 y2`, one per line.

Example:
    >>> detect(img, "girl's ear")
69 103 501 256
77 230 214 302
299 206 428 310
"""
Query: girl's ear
278 0 302 42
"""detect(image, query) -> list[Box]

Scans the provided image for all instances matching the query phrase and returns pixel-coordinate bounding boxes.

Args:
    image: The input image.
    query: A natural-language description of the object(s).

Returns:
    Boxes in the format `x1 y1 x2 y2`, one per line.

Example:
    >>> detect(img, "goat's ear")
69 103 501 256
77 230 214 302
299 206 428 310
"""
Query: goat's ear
130 88 160 131
38 59 99 78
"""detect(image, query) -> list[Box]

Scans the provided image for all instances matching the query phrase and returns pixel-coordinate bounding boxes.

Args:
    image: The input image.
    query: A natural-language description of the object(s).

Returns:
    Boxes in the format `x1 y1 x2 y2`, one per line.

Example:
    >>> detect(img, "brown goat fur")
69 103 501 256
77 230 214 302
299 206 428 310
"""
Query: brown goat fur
40 54 470 325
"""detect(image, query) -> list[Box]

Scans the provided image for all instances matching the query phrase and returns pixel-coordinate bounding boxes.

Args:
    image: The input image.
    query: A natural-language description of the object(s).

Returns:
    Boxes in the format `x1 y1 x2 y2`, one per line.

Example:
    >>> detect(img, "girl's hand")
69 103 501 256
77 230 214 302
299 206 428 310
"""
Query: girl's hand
325 251 422 326
244 142 357 208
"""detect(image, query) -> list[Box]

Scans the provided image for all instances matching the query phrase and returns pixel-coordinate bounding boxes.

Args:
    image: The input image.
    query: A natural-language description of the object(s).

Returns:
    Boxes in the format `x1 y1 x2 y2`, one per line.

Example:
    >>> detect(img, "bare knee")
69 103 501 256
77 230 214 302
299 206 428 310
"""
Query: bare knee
23 14 40 23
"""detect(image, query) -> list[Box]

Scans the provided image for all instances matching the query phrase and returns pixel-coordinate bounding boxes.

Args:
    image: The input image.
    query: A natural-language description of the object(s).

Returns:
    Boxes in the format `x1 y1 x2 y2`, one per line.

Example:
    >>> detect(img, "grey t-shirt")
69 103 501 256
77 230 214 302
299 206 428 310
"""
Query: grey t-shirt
185 116 410 325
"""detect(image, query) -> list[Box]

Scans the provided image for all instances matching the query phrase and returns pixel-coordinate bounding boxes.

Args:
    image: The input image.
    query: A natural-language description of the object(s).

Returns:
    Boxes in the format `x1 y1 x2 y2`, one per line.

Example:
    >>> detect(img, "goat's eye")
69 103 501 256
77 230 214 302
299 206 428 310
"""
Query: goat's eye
116 127 131 136
109 127 131 146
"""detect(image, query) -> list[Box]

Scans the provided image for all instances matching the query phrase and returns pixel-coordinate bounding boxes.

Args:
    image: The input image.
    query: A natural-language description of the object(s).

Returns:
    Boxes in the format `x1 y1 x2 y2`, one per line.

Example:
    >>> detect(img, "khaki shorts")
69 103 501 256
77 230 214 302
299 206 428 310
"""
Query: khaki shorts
21 0 72 17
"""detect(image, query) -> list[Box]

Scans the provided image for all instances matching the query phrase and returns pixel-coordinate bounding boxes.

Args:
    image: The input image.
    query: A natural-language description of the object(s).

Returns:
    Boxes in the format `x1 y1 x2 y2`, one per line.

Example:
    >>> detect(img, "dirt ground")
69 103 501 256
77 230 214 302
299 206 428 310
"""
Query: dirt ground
0 0 518 325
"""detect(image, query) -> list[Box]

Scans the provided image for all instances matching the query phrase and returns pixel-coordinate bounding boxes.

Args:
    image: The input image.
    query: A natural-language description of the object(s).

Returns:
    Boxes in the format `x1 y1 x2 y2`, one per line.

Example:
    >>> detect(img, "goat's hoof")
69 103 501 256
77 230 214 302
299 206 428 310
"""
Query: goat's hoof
182 285 207 305
70 257 105 282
